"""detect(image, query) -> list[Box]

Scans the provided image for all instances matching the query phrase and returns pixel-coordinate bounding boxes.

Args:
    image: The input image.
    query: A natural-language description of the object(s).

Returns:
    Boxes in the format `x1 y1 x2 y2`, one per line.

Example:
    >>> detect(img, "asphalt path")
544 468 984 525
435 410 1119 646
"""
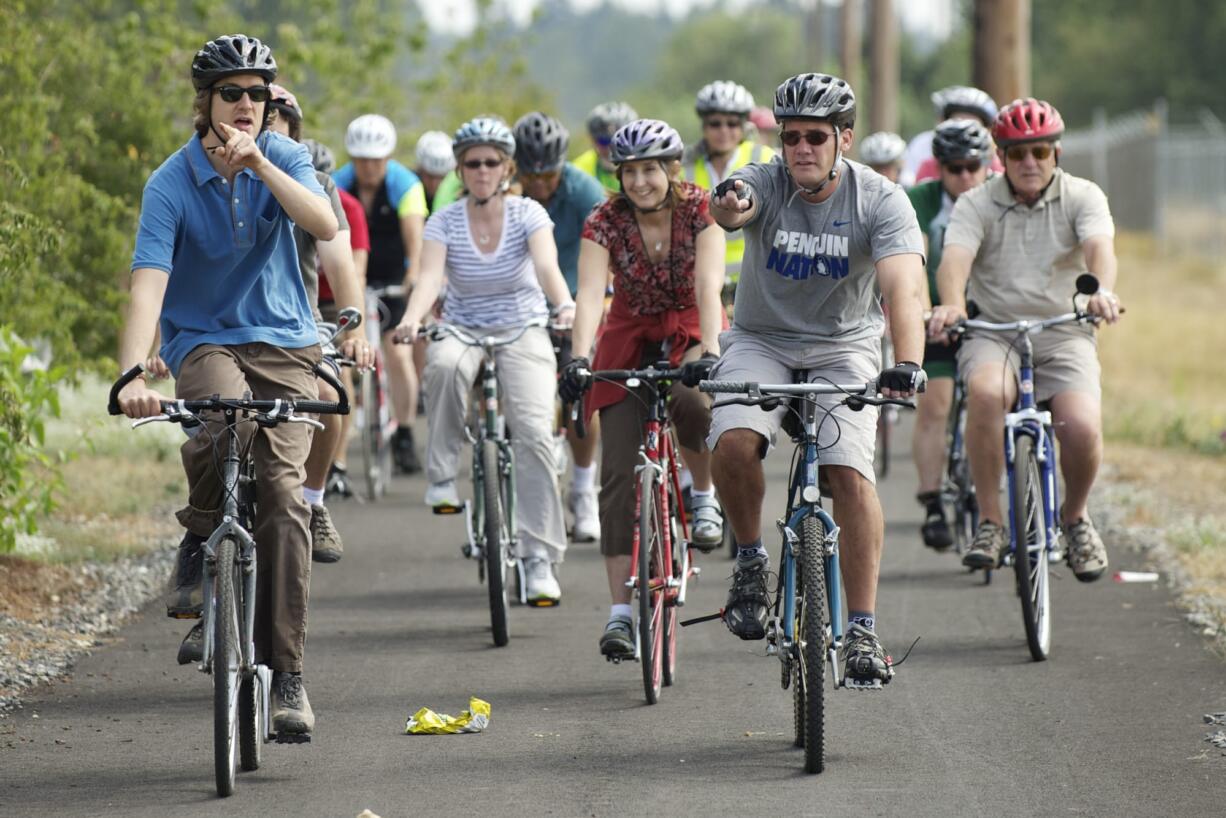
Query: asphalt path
3 417 1224 817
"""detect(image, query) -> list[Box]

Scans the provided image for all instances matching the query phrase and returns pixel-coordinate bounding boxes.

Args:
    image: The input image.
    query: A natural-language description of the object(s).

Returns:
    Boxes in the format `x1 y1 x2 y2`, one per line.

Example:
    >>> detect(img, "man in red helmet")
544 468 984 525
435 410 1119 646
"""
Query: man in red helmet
927 98 1124 582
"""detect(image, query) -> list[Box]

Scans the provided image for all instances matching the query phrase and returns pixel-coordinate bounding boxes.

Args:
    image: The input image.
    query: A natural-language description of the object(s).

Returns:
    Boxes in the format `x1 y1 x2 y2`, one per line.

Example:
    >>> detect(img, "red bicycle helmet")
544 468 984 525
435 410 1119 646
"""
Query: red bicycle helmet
992 98 1064 146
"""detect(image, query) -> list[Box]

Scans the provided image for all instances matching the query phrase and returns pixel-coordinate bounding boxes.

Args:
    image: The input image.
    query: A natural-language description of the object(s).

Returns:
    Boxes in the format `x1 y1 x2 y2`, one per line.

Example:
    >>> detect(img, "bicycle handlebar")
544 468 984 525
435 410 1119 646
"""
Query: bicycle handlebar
950 310 1100 338
699 379 916 411
399 317 551 347
108 362 349 419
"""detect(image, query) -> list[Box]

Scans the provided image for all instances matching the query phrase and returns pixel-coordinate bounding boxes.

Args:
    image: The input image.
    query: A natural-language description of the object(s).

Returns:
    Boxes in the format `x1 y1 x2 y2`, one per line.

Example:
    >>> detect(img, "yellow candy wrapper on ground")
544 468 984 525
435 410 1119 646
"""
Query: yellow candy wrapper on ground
405 697 490 735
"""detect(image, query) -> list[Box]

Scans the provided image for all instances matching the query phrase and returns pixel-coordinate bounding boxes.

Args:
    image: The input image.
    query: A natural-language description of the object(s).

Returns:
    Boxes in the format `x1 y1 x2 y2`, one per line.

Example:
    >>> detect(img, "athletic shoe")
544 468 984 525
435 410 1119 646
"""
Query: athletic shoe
1065 517 1108 582
962 520 1006 569
324 462 353 500
524 557 561 606
393 427 421 474
724 552 769 639
689 494 724 551
571 488 600 543
598 616 635 660
918 491 953 550
309 504 343 564
270 672 315 735
425 480 461 510
166 531 205 619
176 621 204 665
842 622 893 686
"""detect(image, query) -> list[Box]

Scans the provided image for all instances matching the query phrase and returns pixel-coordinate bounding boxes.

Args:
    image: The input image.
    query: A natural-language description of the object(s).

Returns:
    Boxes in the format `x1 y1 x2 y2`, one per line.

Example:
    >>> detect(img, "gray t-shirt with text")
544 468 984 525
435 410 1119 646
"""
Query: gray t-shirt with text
728 158 923 344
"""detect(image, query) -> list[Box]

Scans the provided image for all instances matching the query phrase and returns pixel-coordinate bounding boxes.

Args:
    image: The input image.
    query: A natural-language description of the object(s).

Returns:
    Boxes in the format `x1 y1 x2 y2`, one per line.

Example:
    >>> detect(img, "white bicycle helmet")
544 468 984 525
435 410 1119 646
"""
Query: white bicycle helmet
415 130 456 175
345 114 397 159
695 81 755 116
931 86 998 125
859 131 907 166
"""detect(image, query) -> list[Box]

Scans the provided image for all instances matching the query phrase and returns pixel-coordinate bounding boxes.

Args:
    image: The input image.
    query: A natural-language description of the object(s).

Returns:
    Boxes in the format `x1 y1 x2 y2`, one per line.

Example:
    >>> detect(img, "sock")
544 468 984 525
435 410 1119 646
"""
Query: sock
609 603 632 622
690 486 714 498
303 486 325 507
849 611 875 632
571 464 596 494
737 539 767 561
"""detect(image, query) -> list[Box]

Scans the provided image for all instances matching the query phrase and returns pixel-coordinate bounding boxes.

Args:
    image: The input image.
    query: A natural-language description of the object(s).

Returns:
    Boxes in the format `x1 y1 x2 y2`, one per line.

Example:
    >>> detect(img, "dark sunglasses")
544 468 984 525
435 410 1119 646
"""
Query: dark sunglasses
594 134 614 147
943 160 983 175
704 117 743 130
1005 144 1054 162
519 170 561 182
462 158 504 170
780 129 834 147
213 84 271 103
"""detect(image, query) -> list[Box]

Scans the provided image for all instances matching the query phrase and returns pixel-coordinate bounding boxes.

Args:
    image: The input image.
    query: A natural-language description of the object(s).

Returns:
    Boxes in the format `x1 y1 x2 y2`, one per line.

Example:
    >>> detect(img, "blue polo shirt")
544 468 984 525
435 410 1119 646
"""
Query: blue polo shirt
131 131 326 376
546 163 607 295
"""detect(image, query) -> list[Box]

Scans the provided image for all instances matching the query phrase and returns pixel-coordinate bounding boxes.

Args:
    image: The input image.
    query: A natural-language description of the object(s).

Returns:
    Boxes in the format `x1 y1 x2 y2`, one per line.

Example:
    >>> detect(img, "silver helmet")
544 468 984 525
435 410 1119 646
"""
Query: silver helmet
695 81 754 116
858 131 907 165
774 73 856 128
452 116 515 161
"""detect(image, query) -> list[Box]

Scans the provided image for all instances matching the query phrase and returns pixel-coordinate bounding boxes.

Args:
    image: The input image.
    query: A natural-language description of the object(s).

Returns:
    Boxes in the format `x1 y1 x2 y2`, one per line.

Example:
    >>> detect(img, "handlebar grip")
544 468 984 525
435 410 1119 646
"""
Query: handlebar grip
108 364 146 415
313 362 350 415
698 380 752 394
294 400 344 415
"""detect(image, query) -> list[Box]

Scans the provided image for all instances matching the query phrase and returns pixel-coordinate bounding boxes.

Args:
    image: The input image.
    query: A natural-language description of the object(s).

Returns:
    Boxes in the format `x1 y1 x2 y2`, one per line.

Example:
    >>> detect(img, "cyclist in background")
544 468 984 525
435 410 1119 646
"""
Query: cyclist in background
414 130 457 214
927 98 1123 580
393 117 575 606
708 73 927 686
306 137 371 504
749 105 778 149
116 34 337 735
513 112 607 543
905 119 991 549
267 86 372 563
858 131 907 184
559 119 726 658
682 81 776 300
574 101 638 194
334 114 427 474
901 85 1001 187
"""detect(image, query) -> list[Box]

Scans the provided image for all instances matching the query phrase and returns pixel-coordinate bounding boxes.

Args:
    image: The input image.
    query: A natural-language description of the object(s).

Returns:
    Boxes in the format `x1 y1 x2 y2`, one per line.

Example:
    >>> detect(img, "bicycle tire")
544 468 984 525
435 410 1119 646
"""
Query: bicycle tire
661 476 681 688
638 469 664 704
359 371 380 502
212 537 240 797
238 671 261 772
1011 435 1051 661
792 515 828 773
482 439 510 647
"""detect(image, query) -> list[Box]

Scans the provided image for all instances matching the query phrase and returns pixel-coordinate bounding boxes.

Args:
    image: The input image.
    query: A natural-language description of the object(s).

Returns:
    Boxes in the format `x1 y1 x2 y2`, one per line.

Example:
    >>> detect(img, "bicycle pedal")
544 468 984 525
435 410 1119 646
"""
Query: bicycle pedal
526 598 560 608
433 504 464 515
841 677 886 691
167 611 203 620
271 732 312 744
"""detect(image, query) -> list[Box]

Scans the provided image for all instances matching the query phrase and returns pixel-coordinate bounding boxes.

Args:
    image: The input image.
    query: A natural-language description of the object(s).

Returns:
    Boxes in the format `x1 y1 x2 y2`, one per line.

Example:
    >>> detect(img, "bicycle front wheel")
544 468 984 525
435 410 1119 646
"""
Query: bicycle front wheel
637 469 664 704
793 515 828 774
1011 435 1051 661
661 475 682 688
212 538 241 797
359 371 380 501
482 439 510 647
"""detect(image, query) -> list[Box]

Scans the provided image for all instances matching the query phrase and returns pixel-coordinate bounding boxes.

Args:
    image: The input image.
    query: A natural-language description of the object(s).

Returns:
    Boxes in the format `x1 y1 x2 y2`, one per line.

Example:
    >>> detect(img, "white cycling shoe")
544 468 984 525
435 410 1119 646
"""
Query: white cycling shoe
571 488 601 543
425 480 461 510
689 493 724 551
524 557 561 607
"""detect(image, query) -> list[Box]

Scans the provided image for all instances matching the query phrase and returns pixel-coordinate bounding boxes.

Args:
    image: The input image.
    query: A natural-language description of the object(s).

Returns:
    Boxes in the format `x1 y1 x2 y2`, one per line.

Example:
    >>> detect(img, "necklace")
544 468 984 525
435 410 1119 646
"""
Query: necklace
654 240 663 252
479 233 491 245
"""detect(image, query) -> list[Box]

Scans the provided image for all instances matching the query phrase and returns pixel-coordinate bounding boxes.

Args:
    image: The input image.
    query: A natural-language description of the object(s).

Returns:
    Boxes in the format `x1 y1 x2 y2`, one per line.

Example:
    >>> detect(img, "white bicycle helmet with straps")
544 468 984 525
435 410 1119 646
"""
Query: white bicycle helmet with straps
415 130 456 175
859 131 907 166
346 114 397 159
931 86 998 125
695 81 755 116
452 116 516 160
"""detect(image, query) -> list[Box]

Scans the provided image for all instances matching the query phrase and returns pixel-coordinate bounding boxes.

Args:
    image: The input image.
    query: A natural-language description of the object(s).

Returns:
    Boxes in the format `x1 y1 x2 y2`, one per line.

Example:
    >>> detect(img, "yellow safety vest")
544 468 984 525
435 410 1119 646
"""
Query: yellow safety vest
574 149 620 194
683 140 774 281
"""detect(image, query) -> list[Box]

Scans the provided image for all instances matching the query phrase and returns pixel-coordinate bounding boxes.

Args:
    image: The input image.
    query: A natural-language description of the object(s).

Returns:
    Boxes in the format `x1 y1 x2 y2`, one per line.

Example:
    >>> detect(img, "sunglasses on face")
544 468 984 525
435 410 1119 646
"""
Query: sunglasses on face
704 117 743 130
520 171 560 183
213 84 271 103
943 160 983 175
595 134 614 147
780 129 834 147
1005 144 1054 162
463 158 504 170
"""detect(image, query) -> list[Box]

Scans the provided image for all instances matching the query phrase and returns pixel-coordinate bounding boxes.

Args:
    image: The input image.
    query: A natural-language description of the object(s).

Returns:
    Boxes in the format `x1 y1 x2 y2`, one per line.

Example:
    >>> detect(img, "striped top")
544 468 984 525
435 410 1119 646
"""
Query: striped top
424 195 554 327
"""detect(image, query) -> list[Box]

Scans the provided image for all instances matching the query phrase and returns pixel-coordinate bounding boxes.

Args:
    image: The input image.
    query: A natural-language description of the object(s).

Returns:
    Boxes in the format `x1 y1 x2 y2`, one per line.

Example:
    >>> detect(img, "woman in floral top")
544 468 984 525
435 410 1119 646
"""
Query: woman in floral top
560 119 727 660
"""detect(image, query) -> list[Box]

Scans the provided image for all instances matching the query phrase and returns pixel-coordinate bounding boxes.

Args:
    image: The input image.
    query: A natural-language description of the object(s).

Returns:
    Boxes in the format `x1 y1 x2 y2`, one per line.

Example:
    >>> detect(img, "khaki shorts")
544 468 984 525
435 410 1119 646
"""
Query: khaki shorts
957 324 1100 403
706 328 881 482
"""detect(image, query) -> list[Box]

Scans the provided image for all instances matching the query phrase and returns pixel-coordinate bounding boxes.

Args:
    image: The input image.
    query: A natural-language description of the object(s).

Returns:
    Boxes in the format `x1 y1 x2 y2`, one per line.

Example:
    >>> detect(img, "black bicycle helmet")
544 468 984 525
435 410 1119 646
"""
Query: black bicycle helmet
774 73 856 129
513 112 570 174
301 138 335 174
191 34 277 90
932 119 993 163
609 119 684 165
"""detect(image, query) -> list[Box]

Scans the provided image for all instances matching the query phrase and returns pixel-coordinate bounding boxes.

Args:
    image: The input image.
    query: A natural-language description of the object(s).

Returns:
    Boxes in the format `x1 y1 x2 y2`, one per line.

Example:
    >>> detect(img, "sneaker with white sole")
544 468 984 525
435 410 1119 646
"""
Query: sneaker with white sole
270 671 315 735
689 493 724 551
962 520 1006 569
1065 517 1108 582
524 557 561 606
425 480 461 511
310 504 343 563
571 488 600 543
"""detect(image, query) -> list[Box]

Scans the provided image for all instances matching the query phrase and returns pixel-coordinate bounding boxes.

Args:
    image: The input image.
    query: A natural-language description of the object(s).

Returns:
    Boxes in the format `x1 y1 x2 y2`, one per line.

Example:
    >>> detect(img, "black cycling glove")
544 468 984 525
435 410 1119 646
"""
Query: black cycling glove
558 356 593 404
679 353 718 388
713 178 753 208
878 361 927 393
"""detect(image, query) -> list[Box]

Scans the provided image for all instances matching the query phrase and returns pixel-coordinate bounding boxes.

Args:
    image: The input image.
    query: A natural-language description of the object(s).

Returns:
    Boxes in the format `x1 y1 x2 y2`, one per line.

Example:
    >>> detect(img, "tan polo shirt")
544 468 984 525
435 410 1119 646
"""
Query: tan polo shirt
944 168 1114 322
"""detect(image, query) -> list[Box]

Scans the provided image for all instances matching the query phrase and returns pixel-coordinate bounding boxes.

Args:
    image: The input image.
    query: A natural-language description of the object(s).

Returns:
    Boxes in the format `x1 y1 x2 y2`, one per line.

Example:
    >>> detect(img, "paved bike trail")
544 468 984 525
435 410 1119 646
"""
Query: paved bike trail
3 419 1224 817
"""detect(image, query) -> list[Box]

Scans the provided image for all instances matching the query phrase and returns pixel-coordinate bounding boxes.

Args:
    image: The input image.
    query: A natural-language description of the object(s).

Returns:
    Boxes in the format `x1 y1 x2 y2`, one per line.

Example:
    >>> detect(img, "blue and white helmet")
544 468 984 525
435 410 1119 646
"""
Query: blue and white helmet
452 116 516 160
609 119 684 165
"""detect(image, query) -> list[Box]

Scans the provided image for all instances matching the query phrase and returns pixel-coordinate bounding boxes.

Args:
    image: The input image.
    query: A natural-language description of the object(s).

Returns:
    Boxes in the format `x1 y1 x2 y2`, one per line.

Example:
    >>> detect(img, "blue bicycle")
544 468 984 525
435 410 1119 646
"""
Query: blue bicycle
695 377 914 774
952 275 1103 661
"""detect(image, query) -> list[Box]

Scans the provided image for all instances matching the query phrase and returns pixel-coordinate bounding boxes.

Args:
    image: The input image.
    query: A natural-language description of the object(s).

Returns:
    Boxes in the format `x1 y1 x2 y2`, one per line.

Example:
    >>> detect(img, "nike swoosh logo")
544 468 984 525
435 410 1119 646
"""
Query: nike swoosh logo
832 220 850 227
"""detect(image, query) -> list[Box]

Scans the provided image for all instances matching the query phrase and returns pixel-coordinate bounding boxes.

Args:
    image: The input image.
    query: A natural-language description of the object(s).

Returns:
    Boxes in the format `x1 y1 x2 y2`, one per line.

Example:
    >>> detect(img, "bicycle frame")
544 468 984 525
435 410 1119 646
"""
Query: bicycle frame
468 337 517 566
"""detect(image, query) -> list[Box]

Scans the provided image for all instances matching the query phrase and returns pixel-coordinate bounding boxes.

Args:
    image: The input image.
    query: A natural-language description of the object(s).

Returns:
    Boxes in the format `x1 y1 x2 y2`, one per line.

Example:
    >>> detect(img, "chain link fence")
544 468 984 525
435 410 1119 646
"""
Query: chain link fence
1060 100 1226 259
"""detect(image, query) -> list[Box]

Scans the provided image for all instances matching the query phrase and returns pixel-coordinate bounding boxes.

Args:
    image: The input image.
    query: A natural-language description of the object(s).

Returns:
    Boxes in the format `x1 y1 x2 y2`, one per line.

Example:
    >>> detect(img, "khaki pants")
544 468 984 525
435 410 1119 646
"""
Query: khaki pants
423 325 567 563
175 343 320 673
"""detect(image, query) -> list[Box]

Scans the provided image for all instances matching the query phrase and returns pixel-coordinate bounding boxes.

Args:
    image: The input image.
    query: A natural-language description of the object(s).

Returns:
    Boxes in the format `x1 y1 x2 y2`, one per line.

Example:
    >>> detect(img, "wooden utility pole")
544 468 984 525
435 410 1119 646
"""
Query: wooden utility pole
806 1 824 71
869 0 899 133
973 0 1031 104
840 0 862 93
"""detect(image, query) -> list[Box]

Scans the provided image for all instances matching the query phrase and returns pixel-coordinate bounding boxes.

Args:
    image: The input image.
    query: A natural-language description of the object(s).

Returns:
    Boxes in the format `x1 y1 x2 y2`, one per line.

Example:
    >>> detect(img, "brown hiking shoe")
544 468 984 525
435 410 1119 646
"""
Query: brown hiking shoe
1065 517 1108 582
270 672 315 735
962 520 1006 569
310 504 343 564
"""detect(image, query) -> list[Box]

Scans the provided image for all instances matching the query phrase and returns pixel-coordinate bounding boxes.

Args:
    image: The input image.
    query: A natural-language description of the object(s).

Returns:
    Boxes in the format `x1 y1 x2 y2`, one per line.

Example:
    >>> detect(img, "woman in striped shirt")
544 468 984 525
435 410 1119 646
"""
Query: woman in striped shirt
395 117 576 606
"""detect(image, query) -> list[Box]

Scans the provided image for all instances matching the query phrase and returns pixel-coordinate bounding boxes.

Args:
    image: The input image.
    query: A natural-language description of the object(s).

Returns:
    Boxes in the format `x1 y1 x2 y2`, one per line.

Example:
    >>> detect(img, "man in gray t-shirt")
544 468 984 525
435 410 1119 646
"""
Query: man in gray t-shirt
707 73 928 688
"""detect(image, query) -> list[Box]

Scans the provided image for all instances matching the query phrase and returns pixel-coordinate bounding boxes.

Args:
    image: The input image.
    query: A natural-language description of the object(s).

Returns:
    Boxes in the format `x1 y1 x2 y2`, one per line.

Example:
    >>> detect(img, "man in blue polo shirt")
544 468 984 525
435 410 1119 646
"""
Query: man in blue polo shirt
114 34 338 737
513 112 607 543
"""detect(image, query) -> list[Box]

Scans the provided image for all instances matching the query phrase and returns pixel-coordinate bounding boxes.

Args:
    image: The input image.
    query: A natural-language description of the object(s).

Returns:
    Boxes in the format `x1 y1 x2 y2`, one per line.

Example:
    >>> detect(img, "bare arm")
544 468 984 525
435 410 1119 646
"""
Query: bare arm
395 238 448 339
693 224 726 355
318 230 374 368
400 213 424 288
927 243 975 336
527 227 576 320
352 248 368 292
877 252 926 367
571 238 610 359
1082 234 1123 324
116 268 171 416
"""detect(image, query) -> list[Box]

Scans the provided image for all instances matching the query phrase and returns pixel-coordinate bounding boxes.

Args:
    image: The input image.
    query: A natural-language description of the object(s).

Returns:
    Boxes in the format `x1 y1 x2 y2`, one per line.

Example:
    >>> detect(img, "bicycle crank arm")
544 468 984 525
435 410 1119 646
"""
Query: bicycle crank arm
681 609 724 627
